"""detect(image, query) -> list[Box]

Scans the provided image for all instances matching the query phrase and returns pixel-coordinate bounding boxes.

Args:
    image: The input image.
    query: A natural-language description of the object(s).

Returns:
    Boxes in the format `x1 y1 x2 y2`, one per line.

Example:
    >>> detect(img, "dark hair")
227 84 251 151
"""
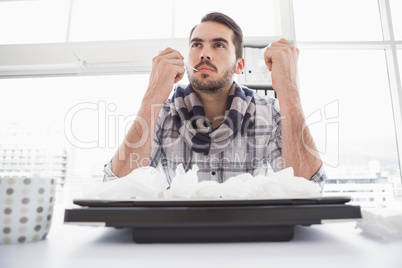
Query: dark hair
189 12 243 59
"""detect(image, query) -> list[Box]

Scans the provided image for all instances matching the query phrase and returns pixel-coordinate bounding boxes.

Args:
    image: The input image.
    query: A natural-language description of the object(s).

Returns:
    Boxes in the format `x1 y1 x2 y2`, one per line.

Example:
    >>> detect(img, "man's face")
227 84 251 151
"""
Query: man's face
187 21 242 93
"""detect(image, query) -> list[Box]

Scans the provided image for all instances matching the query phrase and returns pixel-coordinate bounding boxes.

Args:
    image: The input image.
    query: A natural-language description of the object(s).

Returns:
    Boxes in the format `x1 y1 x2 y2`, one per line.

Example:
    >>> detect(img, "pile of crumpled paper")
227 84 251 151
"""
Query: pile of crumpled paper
82 164 321 200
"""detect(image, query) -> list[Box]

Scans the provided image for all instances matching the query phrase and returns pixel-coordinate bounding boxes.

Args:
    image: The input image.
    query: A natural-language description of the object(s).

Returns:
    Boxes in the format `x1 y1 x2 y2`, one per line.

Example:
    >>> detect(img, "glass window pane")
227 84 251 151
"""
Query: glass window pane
174 0 276 38
298 49 399 206
0 0 70 44
399 50 402 83
390 0 402 40
0 74 149 204
70 0 173 41
0 75 147 126
293 0 383 41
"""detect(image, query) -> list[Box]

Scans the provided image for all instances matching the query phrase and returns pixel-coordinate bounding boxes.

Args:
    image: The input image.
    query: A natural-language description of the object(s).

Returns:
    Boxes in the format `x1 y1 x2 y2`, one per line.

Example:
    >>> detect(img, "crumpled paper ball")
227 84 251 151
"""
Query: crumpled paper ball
356 208 402 241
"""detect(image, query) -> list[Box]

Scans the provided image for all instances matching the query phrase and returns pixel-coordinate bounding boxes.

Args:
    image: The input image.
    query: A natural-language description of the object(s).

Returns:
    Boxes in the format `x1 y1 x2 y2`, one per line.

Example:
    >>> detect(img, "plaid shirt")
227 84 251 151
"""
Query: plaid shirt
103 90 326 187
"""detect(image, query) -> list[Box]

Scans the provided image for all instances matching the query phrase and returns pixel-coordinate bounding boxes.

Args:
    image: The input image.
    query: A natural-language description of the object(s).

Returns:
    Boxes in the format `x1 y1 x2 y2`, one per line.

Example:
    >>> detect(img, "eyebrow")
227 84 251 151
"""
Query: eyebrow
190 37 230 45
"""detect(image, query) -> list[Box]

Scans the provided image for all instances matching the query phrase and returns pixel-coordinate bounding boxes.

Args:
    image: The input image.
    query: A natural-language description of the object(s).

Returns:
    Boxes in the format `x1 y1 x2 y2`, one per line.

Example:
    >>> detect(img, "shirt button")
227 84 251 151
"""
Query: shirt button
211 171 216 176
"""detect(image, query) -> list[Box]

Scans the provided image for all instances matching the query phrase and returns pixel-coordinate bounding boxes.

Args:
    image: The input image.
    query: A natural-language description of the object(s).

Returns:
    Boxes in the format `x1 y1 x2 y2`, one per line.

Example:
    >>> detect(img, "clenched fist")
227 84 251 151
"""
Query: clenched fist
264 38 300 98
146 48 186 104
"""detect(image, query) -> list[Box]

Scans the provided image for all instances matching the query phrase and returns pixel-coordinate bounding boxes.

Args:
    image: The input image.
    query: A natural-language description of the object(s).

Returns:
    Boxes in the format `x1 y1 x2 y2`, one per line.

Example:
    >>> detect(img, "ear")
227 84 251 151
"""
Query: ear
234 58 245 75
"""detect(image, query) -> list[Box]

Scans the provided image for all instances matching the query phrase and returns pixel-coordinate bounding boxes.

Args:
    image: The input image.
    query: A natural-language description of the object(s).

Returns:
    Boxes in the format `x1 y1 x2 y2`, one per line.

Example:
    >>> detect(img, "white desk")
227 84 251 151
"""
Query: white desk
1 205 401 268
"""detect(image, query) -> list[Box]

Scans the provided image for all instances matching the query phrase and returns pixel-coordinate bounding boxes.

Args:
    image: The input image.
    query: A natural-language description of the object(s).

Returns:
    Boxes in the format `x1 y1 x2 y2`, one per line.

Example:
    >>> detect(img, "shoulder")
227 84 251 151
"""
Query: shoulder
240 85 279 112
253 92 278 108
240 85 281 125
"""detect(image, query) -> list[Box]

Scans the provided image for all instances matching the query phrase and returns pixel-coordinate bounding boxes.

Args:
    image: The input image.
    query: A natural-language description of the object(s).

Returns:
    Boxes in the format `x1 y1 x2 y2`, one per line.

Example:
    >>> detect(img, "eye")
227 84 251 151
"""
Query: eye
214 42 225 48
191 42 202 48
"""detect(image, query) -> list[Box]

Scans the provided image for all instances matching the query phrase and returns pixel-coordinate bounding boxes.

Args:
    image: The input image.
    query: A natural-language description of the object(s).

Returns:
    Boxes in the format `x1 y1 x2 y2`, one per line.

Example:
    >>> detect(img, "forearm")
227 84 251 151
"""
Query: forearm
277 85 322 180
110 48 185 178
111 97 162 177
264 38 322 179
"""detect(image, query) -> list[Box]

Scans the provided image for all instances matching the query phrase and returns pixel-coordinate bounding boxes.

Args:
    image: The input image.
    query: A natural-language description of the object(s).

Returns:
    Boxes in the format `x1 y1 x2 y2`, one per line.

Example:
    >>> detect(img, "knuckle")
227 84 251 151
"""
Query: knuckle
152 57 160 64
281 47 291 55
154 56 165 65
289 46 299 54
162 47 172 53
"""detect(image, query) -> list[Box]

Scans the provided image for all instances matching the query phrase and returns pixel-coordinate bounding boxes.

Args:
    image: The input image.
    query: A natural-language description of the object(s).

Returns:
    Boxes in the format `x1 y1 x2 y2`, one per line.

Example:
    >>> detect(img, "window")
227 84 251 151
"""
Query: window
0 0 279 77
0 74 149 204
298 50 399 178
399 50 402 82
293 0 382 41
71 0 276 41
389 0 402 40
174 0 276 38
0 0 70 44
69 0 173 41
0 0 277 44
294 0 402 207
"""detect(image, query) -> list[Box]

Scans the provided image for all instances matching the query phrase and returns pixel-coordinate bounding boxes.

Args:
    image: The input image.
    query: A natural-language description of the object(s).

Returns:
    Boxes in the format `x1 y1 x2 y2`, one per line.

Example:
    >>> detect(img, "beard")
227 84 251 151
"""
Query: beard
187 60 236 94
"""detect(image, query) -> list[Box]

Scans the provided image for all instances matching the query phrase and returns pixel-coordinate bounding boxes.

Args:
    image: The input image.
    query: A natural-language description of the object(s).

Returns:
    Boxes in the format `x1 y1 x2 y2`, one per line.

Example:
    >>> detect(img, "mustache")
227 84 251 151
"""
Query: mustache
194 60 218 72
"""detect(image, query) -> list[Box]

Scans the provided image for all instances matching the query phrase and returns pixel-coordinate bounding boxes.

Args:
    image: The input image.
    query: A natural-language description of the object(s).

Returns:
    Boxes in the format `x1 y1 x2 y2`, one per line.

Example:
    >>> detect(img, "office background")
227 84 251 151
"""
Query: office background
0 0 401 207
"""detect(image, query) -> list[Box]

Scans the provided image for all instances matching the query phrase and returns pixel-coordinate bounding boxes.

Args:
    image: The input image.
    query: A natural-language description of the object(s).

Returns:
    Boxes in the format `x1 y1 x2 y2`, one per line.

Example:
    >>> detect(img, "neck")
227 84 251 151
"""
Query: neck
193 83 233 127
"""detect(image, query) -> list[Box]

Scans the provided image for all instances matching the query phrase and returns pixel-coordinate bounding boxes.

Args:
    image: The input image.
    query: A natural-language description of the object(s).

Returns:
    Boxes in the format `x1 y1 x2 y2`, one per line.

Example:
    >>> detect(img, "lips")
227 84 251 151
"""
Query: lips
197 65 214 72
194 61 217 73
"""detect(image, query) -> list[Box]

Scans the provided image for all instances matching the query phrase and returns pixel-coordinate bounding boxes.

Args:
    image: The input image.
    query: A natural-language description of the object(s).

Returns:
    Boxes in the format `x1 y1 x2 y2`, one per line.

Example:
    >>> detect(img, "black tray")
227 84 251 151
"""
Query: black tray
64 196 361 243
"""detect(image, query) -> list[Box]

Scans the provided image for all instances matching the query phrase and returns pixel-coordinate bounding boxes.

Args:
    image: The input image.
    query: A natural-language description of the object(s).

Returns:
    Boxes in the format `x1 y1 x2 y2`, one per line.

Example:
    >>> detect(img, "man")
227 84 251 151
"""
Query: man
104 12 326 185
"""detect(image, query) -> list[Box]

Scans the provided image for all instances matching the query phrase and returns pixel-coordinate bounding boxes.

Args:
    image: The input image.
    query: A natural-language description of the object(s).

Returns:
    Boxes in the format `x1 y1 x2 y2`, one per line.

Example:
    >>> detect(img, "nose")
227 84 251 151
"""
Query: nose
200 49 212 61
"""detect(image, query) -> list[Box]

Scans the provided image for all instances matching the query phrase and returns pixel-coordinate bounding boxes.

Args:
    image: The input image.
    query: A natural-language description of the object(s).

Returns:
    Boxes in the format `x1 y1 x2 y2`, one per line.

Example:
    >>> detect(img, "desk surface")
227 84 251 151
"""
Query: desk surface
1 205 401 268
